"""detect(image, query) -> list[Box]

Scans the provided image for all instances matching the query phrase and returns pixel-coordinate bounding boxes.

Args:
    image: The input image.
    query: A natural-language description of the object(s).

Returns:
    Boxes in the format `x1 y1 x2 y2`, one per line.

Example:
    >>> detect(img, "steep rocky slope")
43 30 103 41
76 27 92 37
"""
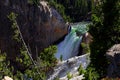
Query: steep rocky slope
0 0 68 59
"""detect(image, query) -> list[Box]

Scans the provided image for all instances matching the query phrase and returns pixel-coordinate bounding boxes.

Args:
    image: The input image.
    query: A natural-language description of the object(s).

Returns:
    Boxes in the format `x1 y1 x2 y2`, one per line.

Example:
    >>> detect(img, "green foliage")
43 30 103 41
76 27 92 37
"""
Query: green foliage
61 0 90 22
89 0 120 77
28 0 91 22
0 45 57 80
7 12 20 42
77 64 99 80
6 12 58 80
81 42 90 54
24 45 57 80
8 12 32 68
67 72 73 80
0 53 24 80
16 47 32 67
48 0 71 22
84 66 99 80
24 67 46 80
78 64 86 75
13 71 24 80
37 45 57 72
48 0 91 22
0 54 11 79
88 2 107 77
7 12 18 21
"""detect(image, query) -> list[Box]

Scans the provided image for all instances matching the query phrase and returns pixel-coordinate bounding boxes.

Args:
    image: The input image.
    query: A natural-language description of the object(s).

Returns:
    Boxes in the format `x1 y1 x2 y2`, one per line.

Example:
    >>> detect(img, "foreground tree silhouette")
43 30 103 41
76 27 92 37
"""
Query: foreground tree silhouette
89 0 120 78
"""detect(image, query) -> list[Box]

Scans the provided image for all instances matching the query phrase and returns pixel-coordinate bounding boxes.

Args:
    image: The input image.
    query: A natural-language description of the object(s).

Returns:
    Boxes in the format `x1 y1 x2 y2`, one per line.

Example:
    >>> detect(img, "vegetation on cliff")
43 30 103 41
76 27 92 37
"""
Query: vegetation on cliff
0 0 120 79
89 0 120 78
0 45 57 80
47 0 91 22
0 12 57 79
0 0 91 79
27 0 91 22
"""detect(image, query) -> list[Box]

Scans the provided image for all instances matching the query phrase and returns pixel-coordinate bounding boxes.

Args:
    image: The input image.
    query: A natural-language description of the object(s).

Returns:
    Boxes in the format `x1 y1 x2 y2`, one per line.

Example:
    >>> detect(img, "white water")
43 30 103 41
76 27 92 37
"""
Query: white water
48 22 90 80
55 22 89 60
48 54 90 80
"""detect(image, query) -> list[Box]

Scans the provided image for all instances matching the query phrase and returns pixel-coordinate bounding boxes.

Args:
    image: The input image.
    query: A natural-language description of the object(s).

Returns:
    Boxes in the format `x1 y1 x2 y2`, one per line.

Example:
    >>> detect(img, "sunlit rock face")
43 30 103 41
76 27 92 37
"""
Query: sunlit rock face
0 0 68 59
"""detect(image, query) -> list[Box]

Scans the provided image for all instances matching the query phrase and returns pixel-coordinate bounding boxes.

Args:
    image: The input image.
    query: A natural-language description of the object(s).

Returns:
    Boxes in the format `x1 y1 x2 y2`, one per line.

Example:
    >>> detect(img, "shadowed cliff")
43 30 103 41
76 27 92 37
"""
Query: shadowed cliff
0 0 68 60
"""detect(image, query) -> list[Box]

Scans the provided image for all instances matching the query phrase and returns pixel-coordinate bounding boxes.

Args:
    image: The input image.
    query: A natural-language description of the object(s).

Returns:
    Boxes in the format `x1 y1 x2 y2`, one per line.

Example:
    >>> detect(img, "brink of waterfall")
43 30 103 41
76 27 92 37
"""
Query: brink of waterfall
55 22 90 60
48 22 91 80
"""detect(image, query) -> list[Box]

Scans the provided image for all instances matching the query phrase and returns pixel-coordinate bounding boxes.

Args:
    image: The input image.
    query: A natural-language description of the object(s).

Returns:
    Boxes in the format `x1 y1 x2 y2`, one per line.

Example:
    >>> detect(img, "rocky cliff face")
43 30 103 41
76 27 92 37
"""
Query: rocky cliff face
0 0 68 59
106 44 120 78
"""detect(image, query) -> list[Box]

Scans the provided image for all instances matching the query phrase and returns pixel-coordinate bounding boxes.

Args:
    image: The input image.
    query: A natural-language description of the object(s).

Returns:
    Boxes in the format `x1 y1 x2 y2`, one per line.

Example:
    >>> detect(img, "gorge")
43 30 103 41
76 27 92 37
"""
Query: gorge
0 0 92 80
0 0 68 60
47 22 91 80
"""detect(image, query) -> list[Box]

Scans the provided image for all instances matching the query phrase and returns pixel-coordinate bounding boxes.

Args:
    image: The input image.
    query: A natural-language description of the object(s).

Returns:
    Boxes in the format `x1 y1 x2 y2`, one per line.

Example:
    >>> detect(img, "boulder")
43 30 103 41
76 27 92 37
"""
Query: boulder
2 76 13 80
0 0 68 59
106 44 120 78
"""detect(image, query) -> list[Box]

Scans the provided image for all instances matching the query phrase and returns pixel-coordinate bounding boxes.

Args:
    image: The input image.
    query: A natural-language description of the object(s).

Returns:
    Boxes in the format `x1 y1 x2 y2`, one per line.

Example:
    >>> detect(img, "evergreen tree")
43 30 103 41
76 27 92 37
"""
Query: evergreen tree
48 0 91 22
6 12 58 80
89 0 120 77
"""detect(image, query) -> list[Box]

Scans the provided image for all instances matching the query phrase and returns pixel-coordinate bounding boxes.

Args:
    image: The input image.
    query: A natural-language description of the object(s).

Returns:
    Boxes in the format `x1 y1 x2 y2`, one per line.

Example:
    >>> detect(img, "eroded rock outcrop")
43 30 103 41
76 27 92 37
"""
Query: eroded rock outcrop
80 32 93 54
0 0 68 59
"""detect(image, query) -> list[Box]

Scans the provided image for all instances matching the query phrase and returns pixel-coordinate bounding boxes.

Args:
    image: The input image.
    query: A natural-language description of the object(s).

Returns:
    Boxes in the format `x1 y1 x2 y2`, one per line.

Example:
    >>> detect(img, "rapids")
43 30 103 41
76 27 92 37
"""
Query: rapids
55 22 89 60
48 22 91 80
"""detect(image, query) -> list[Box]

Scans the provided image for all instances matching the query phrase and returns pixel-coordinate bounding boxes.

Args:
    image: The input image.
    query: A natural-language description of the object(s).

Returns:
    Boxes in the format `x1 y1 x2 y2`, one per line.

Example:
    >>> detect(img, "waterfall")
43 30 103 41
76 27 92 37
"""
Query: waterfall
55 22 89 60
48 22 90 80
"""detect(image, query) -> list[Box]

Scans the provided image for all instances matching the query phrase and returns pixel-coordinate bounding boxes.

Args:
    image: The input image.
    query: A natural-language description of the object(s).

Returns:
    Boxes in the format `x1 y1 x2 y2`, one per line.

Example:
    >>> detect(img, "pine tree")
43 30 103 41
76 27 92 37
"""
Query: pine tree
89 0 120 77
48 0 91 22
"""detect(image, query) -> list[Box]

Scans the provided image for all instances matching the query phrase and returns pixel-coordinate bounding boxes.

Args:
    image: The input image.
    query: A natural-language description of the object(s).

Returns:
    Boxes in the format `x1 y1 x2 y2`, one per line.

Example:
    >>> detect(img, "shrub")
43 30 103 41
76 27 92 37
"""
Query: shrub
67 72 73 80
84 66 99 80
78 64 86 75
36 45 57 73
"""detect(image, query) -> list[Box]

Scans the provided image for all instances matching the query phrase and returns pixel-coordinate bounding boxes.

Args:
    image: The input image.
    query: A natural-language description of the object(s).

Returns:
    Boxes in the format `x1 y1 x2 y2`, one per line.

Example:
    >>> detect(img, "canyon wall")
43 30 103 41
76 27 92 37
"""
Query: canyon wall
0 0 68 59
